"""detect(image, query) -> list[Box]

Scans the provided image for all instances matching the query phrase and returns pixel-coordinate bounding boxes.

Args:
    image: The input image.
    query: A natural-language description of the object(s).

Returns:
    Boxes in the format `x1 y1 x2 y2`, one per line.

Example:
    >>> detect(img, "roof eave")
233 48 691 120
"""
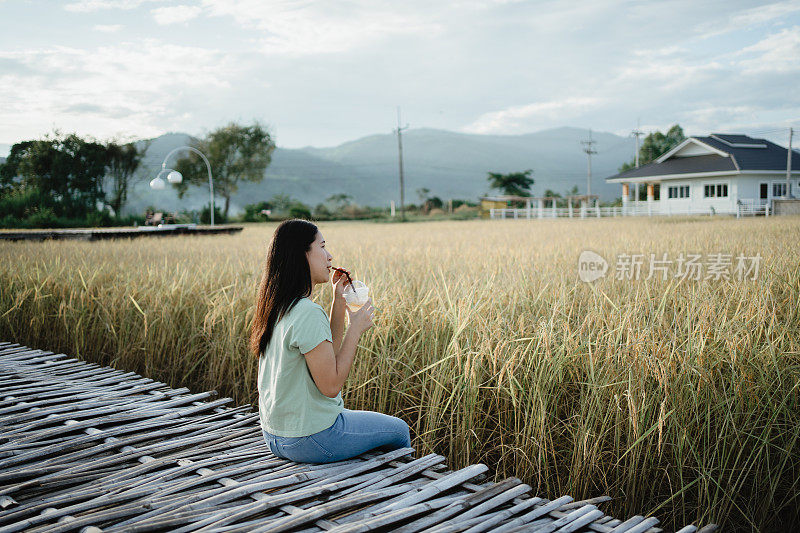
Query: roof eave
607 170 741 183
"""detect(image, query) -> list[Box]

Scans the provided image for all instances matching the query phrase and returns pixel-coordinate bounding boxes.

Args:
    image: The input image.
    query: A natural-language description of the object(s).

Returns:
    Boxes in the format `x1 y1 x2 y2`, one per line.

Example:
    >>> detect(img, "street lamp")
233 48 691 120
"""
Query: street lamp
150 146 215 226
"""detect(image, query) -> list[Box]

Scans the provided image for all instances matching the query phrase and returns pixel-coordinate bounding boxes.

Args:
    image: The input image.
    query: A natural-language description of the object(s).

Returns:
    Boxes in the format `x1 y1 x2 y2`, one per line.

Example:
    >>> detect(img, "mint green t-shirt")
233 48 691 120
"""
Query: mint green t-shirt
257 297 344 437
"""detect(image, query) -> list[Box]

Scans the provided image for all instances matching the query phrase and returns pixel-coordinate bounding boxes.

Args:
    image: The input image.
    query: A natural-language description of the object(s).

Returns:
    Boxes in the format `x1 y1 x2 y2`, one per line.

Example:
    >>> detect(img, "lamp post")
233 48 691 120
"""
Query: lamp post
150 146 215 226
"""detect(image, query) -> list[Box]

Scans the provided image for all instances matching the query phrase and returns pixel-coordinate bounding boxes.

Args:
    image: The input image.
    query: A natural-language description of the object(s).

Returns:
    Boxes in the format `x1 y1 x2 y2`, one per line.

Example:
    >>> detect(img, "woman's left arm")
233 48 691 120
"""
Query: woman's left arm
329 273 348 354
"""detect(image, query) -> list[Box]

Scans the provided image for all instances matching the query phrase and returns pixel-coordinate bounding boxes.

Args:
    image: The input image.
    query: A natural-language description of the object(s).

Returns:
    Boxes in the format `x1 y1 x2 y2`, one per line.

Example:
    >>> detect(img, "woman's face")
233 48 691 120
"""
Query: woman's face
306 231 333 285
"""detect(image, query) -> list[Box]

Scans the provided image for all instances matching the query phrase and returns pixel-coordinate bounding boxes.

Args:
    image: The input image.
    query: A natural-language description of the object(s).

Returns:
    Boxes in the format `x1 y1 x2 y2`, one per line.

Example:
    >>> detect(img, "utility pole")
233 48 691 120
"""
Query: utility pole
786 127 794 197
632 121 643 168
581 128 597 196
395 107 409 221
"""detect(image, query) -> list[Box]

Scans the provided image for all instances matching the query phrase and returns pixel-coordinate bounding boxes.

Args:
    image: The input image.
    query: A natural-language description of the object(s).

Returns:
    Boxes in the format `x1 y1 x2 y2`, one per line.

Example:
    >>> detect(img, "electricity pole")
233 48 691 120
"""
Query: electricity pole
632 123 643 168
581 129 597 196
395 107 409 221
786 127 794 197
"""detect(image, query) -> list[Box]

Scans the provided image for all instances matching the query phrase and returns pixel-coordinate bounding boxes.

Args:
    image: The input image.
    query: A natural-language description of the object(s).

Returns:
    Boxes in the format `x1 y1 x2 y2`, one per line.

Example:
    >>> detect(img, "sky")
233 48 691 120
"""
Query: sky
1 0 799 154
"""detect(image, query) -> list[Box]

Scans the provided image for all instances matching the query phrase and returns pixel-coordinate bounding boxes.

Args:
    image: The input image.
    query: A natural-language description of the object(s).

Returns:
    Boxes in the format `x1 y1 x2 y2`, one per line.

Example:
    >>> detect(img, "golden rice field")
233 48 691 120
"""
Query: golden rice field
2 217 800 531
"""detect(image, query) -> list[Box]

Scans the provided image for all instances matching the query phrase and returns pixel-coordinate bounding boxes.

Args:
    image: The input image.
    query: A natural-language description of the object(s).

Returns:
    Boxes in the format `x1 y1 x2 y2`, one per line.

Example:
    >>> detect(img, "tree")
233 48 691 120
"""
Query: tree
0 133 108 219
486 169 534 196
422 196 443 213
104 140 147 216
326 193 352 211
619 124 685 172
173 122 275 218
415 187 430 204
268 194 293 215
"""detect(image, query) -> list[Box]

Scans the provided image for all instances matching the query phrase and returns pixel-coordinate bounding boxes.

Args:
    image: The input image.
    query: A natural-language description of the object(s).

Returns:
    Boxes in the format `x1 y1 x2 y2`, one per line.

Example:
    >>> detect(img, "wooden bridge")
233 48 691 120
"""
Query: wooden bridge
0 225 243 242
0 342 716 533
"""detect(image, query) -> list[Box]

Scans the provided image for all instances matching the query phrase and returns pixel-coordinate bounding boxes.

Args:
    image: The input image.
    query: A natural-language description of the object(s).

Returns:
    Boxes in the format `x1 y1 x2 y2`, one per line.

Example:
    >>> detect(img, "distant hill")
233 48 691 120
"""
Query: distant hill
298 127 632 203
75 128 635 215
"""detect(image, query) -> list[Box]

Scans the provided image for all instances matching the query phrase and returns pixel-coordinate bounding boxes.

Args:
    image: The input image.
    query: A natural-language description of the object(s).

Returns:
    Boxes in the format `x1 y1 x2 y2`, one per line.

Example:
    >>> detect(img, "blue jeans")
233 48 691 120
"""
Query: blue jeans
262 408 412 463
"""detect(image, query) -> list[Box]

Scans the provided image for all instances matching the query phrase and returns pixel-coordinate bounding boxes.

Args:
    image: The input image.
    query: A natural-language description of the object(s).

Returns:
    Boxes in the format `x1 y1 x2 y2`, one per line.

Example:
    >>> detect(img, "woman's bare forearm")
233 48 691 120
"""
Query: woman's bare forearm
331 327 360 393
330 296 346 354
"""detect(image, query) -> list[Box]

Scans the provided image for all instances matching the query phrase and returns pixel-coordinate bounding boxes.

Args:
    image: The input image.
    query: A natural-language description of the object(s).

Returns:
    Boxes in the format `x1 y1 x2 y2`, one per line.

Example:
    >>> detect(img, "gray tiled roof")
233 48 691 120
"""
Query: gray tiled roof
697 135 800 171
608 154 735 180
607 134 800 181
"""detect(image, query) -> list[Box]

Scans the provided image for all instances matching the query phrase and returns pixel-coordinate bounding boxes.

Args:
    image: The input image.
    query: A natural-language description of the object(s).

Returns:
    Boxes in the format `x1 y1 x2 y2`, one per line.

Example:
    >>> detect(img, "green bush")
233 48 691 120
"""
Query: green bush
25 207 59 228
86 210 114 227
242 201 272 222
199 206 227 224
288 202 312 219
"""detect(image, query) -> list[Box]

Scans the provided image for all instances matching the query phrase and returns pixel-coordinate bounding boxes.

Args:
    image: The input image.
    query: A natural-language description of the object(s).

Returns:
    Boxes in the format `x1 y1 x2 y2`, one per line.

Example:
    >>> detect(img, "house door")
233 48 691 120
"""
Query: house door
760 183 768 203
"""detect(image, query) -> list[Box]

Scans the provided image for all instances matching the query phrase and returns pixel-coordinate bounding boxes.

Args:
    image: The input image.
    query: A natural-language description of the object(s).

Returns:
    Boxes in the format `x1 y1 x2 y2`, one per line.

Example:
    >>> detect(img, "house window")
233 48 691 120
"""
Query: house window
773 183 787 197
704 183 728 198
760 183 768 200
667 185 690 199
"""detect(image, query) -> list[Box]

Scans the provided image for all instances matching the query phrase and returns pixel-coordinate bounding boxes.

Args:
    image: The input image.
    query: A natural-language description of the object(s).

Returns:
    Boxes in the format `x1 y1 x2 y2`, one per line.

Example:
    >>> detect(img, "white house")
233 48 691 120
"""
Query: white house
606 133 800 216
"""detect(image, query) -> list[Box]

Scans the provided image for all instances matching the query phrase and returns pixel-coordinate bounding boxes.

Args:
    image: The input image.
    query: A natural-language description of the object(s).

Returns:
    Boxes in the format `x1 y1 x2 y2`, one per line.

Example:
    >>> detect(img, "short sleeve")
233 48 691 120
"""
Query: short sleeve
290 302 333 354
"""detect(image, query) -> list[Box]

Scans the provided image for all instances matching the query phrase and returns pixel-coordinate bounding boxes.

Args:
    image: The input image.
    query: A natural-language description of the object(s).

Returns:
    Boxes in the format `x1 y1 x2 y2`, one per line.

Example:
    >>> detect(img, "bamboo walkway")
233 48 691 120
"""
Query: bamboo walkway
0 225 243 242
0 342 716 533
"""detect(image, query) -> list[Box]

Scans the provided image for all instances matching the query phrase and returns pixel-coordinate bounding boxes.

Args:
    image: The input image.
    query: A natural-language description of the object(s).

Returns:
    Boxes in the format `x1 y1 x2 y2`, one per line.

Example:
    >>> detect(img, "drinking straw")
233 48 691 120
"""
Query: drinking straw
333 267 358 294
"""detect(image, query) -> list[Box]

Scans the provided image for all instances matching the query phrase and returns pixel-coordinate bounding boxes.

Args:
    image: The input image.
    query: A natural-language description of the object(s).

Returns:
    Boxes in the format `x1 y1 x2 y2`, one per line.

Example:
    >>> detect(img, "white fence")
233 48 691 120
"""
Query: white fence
489 203 771 219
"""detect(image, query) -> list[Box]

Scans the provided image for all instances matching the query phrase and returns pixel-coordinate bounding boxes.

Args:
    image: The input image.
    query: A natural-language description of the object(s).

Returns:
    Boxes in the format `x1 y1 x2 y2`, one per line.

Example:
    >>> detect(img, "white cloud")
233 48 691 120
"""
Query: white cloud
65 0 159 12
632 46 685 58
0 40 239 142
614 49 727 92
700 0 800 36
93 24 123 32
737 26 800 73
201 0 444 55
463 97 604 134
152 5 202 25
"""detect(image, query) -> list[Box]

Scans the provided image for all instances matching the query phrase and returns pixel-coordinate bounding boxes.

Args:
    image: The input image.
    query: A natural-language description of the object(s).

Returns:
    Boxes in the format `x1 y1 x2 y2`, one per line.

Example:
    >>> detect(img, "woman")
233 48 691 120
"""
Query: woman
251 219 411 463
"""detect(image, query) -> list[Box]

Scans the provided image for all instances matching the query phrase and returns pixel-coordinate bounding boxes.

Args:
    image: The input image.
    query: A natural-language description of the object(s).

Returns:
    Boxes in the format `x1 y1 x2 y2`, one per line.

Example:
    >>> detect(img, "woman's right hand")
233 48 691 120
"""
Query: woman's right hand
346 298 374 334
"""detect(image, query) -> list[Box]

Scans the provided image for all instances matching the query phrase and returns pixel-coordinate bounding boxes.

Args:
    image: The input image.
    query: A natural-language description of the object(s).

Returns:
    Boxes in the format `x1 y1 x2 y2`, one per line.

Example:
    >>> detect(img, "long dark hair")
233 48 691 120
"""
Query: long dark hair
250 219 319 357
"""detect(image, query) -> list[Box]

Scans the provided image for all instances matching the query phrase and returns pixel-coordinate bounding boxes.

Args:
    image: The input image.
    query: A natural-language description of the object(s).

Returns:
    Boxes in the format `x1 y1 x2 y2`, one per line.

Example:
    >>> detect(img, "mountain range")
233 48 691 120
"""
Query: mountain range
2 128 635 215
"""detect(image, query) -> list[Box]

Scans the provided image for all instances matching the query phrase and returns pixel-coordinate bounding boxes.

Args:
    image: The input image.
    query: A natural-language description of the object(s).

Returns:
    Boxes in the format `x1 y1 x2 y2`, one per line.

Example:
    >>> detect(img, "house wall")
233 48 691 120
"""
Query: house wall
658 175 737 213
655 174 800 213
480 199 507 218
735 174 800 203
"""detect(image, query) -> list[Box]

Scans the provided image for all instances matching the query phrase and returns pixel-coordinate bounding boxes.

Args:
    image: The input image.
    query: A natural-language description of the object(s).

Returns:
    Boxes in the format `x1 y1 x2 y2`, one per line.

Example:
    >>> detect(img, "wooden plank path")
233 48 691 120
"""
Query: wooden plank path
0 342 716 533
0 225 243 242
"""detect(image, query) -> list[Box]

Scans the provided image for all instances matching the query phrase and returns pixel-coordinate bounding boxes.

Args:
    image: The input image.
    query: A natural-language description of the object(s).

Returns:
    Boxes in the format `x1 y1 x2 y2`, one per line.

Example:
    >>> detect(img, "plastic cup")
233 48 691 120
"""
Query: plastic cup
343 280 369 312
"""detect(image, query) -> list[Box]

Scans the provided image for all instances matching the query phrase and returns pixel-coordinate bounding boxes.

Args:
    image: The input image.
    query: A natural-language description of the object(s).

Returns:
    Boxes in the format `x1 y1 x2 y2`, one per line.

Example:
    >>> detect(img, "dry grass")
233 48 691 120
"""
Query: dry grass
2 217 800 531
